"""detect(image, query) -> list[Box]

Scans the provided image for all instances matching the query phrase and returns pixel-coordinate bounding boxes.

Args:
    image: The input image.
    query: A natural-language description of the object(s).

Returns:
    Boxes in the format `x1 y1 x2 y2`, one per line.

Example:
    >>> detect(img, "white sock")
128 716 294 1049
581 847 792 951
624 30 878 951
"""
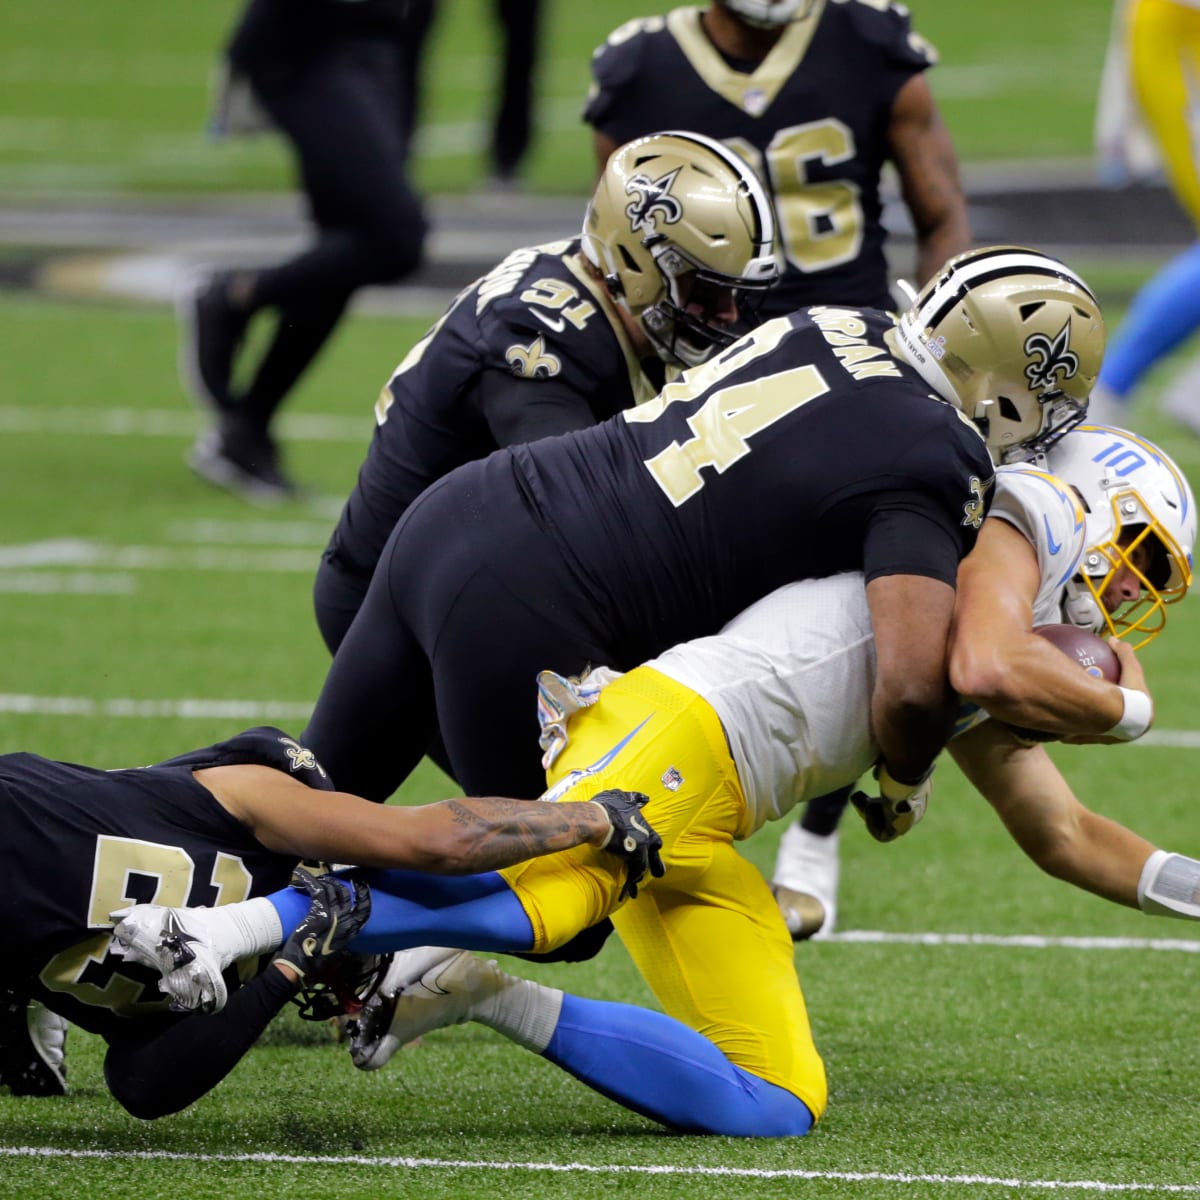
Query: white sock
198 897 283 963
471 969 564 1053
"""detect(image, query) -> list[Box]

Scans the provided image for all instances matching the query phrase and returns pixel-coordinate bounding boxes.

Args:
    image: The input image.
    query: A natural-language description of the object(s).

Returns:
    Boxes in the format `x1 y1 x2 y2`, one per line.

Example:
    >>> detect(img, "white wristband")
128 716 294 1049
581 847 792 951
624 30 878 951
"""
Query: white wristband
1106 687 1153 742
1138 849 1200 919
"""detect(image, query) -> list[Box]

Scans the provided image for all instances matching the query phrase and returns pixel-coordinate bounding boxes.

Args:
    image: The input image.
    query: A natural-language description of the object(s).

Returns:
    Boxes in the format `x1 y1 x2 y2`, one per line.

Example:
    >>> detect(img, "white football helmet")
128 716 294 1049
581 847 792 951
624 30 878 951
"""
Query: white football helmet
1044 424 1194 648
895 246 1105 464
716 0 816 28
582 130 780 367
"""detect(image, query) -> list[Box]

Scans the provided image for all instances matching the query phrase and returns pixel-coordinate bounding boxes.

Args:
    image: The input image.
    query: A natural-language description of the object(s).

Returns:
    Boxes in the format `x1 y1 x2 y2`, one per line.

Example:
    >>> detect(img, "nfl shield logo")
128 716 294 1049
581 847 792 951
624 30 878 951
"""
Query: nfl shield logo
742 88 767 116
661 766 684 791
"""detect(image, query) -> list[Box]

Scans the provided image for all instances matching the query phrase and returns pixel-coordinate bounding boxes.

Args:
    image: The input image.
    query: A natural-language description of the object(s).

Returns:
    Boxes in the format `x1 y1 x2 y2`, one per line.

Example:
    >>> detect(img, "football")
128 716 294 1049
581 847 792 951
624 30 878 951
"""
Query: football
1032 623 1122 683
1003 625 1122 743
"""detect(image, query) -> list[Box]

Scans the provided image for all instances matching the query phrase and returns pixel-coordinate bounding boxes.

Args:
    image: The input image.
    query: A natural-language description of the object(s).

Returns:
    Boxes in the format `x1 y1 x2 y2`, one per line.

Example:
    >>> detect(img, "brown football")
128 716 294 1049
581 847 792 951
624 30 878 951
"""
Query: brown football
1004 625 1122 743
1033 623 1122 683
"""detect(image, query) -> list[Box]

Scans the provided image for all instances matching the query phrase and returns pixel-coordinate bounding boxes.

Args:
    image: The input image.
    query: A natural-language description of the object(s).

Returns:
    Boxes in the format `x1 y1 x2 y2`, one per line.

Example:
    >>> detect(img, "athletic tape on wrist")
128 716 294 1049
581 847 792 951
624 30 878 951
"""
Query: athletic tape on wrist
1138 849 1200 919
1107 687 1153 742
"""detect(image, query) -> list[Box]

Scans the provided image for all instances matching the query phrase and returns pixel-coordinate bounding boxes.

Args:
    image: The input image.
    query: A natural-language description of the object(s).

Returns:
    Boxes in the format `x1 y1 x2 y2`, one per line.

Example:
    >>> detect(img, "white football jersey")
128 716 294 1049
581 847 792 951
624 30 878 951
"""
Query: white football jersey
643 464 1088 834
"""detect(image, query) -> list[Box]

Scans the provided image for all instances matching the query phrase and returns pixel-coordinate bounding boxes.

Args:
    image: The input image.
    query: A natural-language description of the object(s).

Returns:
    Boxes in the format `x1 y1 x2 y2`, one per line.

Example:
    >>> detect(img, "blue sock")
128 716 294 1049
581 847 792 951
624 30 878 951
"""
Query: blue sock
544 994 814 1137
1100 242 1200 398
265 870 534 955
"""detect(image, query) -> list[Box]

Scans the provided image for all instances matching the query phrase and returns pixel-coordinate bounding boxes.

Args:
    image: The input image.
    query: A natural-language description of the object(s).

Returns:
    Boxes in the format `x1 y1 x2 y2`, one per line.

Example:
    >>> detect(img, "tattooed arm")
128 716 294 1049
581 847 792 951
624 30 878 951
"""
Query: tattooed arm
194 763 625 873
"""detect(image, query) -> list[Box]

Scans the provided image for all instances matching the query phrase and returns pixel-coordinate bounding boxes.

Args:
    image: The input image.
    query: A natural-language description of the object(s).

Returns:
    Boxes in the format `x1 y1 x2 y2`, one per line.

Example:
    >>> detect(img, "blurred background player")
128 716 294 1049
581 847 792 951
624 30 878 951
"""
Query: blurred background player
773 423 1196 936
397 0 544 186
314 130 780 654
179 0 426 503
584 0 971 319
1090 0 1200 432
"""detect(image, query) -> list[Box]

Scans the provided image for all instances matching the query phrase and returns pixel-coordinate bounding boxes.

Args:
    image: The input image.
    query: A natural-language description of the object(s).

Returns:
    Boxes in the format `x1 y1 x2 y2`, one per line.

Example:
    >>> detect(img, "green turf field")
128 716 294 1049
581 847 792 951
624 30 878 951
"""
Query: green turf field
6 0 1200 1197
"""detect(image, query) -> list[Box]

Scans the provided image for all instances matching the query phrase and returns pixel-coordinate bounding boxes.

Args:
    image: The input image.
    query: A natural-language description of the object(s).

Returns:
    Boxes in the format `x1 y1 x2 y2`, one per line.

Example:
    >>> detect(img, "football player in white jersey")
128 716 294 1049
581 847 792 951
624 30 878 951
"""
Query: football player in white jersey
111 425 1195 1137
773 422 1195 937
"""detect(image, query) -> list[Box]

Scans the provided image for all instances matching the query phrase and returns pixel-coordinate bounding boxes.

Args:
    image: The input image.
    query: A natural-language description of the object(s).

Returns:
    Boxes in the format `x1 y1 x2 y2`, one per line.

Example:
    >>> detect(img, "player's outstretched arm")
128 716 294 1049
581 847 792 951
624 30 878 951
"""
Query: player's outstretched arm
949 720 1170 910
195 764 655 875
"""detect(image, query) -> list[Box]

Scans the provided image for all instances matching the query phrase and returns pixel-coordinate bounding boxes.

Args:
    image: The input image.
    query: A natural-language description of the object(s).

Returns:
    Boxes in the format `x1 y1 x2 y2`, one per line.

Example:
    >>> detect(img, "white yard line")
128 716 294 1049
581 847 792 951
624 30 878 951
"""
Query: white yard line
0 1147 1195 1192
0 694 311 721
0 406 370 442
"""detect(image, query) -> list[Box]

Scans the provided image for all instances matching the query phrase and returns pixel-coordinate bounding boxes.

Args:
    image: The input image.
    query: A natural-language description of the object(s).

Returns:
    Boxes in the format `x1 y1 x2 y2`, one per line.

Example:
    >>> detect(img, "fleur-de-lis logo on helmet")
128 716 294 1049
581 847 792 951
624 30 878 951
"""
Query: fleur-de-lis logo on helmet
624 168 684 234
506 336 561 380
1023 319 1080 395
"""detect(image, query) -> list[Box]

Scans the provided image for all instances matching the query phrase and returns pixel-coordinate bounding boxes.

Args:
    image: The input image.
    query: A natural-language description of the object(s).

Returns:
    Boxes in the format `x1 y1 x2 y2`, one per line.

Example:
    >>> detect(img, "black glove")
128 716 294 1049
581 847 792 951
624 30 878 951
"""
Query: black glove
272 868 372 982
591 789 665 901
850 763 935 844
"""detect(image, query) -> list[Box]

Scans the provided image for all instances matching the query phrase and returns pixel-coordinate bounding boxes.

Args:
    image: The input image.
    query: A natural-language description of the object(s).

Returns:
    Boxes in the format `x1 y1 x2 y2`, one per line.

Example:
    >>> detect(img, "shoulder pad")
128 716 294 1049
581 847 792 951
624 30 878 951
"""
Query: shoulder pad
833 0 936 68
992 466 1087 591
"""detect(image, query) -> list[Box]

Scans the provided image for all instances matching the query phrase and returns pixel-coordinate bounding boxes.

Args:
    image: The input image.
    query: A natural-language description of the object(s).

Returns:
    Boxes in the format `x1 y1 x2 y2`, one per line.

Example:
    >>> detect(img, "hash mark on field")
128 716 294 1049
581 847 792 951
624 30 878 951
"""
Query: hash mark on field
0 1147 1196 1192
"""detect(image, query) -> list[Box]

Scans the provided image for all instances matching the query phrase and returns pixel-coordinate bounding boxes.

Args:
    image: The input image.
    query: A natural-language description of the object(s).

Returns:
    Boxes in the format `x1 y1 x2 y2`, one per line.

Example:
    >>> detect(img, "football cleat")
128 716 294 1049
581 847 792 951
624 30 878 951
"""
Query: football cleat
0 995 68 1097
187 416 299 506
772 825 839 941
109 904 232 1014
350 949 501 1072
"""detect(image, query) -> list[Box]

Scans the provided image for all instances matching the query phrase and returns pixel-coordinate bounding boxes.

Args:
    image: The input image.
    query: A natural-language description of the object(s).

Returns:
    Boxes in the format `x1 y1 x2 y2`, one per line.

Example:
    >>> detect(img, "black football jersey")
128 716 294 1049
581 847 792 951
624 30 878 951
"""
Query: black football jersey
0 727 331 1039
330 237 657 579
584 2 934 315
510 307 994 665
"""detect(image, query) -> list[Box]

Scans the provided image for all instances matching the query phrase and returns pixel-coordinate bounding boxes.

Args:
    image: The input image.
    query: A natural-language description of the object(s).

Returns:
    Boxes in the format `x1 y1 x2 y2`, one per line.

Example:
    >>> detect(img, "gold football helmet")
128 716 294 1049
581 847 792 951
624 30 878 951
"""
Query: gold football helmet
895 246 1105 463
582 130 780 367
717 0 816 27
1046 425 1194 648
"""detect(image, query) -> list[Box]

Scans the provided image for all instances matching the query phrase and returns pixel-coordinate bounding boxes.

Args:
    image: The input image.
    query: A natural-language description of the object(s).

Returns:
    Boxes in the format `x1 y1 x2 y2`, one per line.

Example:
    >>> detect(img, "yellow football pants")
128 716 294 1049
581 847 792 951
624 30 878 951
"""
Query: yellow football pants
1129 0 1200 226
499 666 828 1118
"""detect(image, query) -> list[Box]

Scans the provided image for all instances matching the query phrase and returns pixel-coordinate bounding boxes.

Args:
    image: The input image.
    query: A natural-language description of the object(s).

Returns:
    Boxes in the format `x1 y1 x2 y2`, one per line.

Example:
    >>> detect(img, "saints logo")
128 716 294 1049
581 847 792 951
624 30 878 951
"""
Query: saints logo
625 168 684 234
1023 320 1080 395
506 336 561 380
961 475 988 530
280 736 327 778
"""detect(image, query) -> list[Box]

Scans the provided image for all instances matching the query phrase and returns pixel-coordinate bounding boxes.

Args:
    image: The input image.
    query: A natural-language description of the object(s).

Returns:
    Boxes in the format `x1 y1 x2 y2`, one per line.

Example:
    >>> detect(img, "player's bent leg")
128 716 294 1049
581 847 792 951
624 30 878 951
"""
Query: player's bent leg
346 948 812 1135
544 994 814 1136
613 838 829 1123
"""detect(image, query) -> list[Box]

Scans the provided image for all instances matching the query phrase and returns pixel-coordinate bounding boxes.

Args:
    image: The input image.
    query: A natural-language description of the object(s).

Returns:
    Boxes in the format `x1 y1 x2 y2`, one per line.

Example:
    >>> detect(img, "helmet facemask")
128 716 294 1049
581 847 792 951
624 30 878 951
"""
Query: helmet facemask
718 0 817 28
1047 425 1195 649
640 239 777 367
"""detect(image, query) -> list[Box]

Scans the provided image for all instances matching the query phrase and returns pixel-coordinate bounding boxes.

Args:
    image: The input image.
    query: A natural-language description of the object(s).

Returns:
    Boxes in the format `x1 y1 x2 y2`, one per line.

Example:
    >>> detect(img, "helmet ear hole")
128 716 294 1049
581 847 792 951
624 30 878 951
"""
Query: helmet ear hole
997 395 1022 422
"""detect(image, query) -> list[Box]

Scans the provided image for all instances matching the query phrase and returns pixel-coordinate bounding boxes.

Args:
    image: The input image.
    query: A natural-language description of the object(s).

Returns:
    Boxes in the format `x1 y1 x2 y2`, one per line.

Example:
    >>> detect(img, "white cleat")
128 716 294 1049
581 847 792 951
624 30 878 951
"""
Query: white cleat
109 904 232 1014
350 950 503 1072
772 825 839 941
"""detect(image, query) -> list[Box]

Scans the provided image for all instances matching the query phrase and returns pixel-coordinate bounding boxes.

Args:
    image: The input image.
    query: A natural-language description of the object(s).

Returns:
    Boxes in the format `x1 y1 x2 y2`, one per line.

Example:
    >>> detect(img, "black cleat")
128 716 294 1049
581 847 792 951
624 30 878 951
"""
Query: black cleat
187 415 300 505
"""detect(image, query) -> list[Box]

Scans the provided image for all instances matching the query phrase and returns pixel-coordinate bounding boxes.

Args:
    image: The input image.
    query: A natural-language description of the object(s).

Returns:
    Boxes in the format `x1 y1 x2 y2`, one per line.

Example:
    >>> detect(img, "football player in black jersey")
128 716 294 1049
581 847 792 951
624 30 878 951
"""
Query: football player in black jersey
314 129 780 654
0 727 658 1115
584 0 971 317
300 247 1105 815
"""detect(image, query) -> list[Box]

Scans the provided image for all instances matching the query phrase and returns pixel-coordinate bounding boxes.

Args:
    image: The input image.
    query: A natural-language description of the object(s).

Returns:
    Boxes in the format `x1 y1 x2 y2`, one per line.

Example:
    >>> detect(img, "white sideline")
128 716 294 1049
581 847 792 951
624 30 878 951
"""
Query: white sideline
0 1147 1197 1192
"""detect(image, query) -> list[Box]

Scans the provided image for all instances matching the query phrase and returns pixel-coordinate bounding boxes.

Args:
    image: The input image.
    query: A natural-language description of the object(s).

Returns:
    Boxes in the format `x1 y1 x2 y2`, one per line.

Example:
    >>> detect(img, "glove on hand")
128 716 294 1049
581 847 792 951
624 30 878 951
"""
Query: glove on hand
850 763 934 844
591 789 665 900
273 868 372 982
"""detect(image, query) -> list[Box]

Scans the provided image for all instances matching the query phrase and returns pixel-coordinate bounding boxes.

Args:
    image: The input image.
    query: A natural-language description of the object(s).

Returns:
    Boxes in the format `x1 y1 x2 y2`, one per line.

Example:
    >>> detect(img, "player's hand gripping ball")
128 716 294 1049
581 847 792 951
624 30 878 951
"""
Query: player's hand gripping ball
1005 624 1122 743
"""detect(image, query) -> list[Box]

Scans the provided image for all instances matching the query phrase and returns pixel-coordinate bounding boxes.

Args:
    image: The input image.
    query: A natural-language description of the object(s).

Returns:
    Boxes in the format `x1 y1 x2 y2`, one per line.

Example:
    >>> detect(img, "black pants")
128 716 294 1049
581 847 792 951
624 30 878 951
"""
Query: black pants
302 454 613 803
